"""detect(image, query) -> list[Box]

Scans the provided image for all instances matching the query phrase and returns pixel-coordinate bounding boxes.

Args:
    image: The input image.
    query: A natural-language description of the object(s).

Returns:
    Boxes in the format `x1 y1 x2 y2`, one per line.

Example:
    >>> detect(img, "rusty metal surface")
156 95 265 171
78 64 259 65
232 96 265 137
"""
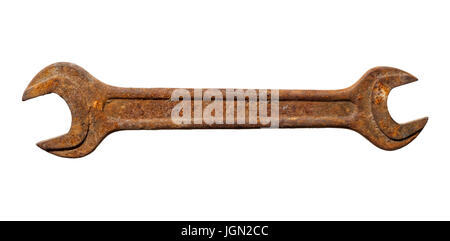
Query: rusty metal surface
22 62 428 158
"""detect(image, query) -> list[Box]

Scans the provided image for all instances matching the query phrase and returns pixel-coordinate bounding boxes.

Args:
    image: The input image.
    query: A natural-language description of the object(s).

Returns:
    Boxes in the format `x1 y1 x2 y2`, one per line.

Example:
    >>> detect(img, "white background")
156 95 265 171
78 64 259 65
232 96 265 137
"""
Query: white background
0 0 448 220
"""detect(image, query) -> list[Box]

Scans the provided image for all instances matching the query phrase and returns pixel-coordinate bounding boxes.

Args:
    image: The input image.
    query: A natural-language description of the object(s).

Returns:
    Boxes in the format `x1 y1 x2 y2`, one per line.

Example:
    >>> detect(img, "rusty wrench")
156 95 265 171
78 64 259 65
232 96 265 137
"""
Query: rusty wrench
22 63 428 158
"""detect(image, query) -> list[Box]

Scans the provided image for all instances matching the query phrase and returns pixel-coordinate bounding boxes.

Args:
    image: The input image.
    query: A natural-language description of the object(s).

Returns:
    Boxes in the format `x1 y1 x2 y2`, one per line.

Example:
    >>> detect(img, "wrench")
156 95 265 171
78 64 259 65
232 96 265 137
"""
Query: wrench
22 63 428 158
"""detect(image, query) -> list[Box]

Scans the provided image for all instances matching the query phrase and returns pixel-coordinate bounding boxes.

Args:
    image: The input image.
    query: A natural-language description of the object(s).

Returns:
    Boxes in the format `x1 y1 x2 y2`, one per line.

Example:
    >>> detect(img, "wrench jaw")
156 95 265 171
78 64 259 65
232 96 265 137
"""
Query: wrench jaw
351 114 425 150
36 111 114 158
23 62 111 157
350 67 428 150
45 118 114 158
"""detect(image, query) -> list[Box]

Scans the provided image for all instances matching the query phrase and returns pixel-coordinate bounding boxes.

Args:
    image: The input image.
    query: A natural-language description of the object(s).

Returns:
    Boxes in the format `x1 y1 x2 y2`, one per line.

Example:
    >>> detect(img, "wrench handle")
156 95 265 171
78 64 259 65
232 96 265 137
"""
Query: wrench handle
104 87 355 130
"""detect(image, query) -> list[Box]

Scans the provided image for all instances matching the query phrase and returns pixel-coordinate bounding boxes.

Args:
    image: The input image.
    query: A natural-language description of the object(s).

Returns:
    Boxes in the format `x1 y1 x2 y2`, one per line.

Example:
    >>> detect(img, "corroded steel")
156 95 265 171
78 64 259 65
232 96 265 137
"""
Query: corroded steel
22 62 428 158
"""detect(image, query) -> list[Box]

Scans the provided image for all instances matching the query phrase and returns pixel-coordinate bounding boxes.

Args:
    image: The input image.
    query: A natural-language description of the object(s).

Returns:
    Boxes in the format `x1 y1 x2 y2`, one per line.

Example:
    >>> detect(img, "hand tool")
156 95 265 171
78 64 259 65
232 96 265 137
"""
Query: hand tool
22 63 428 158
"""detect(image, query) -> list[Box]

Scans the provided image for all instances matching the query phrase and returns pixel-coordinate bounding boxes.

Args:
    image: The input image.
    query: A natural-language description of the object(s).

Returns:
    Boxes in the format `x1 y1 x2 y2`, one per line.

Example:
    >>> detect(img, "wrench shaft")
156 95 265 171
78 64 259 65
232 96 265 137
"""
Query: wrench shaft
103 88 355 130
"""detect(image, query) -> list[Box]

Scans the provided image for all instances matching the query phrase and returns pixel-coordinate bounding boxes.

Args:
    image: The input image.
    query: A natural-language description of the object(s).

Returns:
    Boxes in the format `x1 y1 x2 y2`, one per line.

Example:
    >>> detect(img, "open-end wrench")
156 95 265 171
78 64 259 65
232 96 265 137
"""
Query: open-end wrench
22 63 428 158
